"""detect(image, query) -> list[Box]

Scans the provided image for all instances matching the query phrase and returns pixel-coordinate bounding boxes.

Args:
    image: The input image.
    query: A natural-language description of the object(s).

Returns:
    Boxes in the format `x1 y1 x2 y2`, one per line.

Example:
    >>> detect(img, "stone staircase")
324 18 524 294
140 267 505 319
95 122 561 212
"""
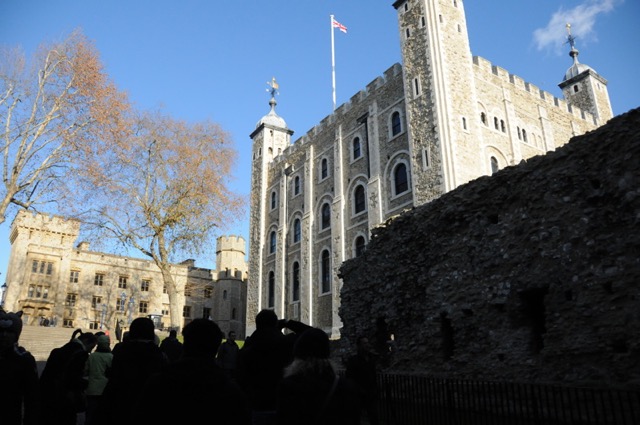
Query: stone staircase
20 325 94 362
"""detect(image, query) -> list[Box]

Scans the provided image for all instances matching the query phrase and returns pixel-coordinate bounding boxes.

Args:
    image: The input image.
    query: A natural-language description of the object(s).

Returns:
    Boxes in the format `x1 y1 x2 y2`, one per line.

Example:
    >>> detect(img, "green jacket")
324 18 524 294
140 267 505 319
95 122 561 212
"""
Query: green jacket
85 350 113 396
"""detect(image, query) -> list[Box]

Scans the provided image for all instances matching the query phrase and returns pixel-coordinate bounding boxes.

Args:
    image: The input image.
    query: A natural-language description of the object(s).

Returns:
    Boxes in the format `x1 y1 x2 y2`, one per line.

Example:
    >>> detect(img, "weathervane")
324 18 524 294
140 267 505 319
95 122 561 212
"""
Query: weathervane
565 23 577 50
266 77 279 99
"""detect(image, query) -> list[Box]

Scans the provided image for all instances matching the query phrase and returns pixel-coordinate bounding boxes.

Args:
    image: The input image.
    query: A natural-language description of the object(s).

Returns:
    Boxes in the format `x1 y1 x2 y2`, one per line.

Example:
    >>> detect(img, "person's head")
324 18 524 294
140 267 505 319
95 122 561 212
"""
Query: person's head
293 328 330 360
227 330 236 341
255 309 278 330
78 331 98 352
129 317 155 341
0 309 23 350
181 318 223 357
169 329 178 339
96 334 111 352
356 335 372 354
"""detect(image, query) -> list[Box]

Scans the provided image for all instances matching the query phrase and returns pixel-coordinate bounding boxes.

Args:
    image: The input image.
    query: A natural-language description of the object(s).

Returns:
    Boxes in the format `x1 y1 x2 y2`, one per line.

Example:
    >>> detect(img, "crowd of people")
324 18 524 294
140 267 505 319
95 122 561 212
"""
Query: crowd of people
1 307 384 425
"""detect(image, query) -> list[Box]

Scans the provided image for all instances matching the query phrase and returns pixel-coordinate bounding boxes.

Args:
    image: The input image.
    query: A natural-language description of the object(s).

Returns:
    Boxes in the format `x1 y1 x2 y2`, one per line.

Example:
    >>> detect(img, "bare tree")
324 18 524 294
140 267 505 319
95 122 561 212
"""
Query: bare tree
74 110 245 331
0 30 129 224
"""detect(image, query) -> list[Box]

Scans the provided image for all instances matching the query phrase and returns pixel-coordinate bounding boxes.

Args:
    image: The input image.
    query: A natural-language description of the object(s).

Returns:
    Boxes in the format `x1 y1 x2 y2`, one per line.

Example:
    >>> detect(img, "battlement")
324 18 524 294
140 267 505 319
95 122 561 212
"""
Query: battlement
269 63 403 169
216 235 246 255
472 55 596 124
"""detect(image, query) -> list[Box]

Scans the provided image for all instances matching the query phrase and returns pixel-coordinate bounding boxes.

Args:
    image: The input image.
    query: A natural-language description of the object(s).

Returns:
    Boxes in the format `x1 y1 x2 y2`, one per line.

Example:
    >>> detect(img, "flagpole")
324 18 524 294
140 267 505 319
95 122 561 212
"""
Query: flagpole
330 14 337 111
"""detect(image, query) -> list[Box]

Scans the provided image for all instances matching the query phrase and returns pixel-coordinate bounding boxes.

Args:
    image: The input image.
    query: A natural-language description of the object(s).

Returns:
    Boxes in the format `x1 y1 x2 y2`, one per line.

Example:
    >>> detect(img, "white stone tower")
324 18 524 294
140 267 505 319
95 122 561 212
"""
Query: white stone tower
246 78 294 335
393 0 483 206
559 24 613 124
212 235 248 337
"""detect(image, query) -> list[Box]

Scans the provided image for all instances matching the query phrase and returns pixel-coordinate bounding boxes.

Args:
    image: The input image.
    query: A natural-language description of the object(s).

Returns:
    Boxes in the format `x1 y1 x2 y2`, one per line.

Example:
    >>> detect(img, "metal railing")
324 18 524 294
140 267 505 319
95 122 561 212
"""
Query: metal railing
373 373 640 425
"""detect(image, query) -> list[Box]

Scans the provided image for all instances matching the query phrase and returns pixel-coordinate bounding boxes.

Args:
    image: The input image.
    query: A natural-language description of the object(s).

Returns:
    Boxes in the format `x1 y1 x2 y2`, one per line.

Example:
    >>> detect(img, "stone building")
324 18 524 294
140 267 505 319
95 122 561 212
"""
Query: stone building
338 108 640 388
246 0 613 336
2 210 248 338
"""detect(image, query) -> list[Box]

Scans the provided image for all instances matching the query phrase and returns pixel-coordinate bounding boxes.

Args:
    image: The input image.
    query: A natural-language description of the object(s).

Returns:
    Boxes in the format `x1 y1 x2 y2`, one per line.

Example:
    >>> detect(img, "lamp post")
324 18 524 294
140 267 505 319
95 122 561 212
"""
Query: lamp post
1 282 7 308
128 295 135 325
100 303 107 329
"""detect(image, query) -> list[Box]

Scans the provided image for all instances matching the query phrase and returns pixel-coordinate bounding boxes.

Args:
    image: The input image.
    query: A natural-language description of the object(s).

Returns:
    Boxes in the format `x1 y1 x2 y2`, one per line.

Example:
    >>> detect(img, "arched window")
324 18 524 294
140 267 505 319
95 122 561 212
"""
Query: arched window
232 308 237 320
500 120 506 133
321 250 331 293
293 218 301 243
353 137 361 159
481 112 487 125
394 163 409 195
294 176 301 195
321 203 331 229
292 261 300 302
270 191 277 209
355 236 366 257
494 117 499 130
268 271 275 308
522 129 528 142
490 156 499 174
391 111 402 136
354 185 366 214
269 230 276 254
321 158 328 179
223 290 227 300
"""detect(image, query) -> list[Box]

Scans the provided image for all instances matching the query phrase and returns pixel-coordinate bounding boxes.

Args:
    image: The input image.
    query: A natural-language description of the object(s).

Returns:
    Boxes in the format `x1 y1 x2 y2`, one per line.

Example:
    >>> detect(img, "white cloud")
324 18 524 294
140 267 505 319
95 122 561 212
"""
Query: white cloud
533 0 620 55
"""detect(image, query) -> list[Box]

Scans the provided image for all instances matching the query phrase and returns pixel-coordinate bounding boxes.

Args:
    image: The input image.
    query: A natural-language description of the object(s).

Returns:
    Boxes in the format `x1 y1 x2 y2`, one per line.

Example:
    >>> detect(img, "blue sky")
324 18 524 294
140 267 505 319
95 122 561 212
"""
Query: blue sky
0 0 638 276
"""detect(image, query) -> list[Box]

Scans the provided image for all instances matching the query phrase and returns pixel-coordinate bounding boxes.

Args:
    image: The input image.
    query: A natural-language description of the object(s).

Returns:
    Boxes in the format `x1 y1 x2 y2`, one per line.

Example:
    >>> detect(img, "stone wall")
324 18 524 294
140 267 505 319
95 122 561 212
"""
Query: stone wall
338 108 640 389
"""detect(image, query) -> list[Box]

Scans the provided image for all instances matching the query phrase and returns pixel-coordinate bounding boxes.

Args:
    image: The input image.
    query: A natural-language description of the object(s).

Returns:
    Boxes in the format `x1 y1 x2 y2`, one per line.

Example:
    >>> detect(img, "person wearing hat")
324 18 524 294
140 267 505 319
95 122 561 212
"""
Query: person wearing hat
276 328 361 425
84 334 113 425
0 309 39 425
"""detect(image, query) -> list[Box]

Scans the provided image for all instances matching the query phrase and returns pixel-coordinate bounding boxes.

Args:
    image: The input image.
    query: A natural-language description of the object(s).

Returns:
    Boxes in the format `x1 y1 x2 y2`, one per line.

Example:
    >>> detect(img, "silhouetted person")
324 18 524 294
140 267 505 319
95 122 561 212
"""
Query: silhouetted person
237 309 311 425
134 318 250 425
84 334 113 425
39 328 98 425
0 309 39 425
217 330 239 380
159 329 183 363
345 336 380 425
102 317 167 425
277 328 361 425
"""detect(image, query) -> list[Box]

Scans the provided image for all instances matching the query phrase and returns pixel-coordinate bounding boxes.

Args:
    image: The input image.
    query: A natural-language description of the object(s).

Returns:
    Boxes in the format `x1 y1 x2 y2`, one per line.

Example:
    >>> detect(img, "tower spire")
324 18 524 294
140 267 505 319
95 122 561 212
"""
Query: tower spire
566 23 579 65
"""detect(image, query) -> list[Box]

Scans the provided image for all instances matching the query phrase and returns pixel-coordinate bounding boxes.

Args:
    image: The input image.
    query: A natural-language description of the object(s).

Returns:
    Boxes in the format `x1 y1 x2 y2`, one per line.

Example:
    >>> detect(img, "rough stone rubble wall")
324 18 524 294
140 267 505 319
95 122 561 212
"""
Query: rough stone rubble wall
338 108 640 389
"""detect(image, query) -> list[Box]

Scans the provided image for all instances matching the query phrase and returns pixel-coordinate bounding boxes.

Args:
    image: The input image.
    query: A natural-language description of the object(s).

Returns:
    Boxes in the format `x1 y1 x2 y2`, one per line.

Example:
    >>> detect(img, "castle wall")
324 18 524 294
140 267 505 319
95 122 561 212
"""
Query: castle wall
338 108 640 388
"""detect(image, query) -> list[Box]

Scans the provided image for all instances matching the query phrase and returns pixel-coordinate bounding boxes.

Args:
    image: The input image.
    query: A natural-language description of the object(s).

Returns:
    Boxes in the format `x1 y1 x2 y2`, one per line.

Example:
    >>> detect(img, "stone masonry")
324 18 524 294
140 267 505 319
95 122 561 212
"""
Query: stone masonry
338 108 640 389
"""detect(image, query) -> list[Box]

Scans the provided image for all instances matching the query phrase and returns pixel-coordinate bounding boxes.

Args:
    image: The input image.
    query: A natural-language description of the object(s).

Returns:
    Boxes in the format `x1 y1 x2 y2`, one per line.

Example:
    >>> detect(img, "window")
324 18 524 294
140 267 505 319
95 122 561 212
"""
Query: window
268 271 275 308
223 290 228 300
292 262 300 302
413 78 420 96
391 111 402 136
294 176 301 195
141 279 150 292
321 250 331 294
139 301 148 314
117 296 126 312
91 296 102 309
65 293 77 307
118 276 128 289
494 117 499 130
491 156 499 174
355 236 366 257
269 230 277 254
32 260 53 275
500 120 506 133
321 158 328 179
394 163 409 195
522 129 528 142
94 274 104 286
163 284 168 294
232 308 237 320
321 203 331 230
204 287 213 298
573 85 579 93
271 191 277 209
353 137 361 159
185 284 193 297
69 270 79 284
183 305 192 318
481 112 487 125
203 307 211 319
28 285 34 298
462 117 467 130
293 218 301 244
354 185 366 214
